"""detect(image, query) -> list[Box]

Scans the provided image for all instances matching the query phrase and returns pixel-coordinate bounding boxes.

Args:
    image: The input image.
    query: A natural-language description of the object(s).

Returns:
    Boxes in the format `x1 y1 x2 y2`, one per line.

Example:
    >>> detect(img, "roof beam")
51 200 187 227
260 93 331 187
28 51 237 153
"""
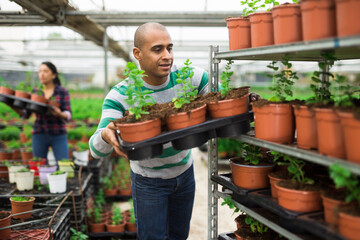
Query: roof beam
9 0 131 62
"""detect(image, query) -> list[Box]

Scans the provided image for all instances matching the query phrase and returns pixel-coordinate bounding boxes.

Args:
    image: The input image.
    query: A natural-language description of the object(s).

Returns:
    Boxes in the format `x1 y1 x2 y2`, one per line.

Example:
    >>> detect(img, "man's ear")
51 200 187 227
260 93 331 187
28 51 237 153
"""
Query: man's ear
133 47 142 61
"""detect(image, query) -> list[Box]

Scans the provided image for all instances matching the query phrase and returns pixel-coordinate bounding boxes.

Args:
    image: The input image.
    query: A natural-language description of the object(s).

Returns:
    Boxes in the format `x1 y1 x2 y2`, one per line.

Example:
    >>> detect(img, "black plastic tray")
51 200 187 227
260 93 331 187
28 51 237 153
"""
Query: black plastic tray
296 212 347 240
119 112 253 160
218 232 235 240
88 231 137 239
0 93 52 115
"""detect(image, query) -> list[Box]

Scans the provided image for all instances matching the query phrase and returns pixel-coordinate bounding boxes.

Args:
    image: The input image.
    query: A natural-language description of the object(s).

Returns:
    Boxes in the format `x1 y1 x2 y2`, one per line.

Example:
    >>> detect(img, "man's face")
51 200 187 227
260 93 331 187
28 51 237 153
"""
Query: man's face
135 29 173 84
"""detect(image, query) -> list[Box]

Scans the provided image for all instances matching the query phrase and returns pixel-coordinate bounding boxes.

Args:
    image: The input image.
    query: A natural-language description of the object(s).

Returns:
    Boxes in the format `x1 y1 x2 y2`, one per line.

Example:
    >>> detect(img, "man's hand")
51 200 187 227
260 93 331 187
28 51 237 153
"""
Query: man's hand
101 122 127 158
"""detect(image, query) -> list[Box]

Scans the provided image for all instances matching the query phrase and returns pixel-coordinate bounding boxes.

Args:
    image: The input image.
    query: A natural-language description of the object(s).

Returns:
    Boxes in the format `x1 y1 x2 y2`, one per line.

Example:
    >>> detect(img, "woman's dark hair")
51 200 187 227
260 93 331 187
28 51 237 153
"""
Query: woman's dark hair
41 61 61 86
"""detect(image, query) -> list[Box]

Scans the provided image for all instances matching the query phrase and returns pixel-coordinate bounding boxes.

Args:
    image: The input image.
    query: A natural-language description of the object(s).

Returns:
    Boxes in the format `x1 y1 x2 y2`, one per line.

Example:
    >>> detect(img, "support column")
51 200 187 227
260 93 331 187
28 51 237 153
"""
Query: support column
103 26 109 96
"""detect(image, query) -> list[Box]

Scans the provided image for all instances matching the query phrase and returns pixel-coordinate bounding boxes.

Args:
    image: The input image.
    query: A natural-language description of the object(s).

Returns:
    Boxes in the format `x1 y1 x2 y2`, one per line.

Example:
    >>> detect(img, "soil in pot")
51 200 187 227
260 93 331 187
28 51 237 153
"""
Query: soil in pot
234 226 283 240
275 180 322 212
226 17 251 50
321 189 352 225
0 211 11 239
252 99 296 144
230 157 275 189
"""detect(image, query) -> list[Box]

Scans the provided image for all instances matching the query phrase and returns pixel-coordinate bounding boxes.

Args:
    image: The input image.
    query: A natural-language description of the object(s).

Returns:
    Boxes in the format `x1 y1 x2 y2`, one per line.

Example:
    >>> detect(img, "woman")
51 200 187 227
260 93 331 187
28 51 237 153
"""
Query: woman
16 62 72 162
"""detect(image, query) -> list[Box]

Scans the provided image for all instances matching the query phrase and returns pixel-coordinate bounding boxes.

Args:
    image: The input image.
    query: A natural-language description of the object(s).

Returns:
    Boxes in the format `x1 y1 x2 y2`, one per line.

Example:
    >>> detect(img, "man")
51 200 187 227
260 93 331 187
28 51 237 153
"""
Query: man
89 22 209 239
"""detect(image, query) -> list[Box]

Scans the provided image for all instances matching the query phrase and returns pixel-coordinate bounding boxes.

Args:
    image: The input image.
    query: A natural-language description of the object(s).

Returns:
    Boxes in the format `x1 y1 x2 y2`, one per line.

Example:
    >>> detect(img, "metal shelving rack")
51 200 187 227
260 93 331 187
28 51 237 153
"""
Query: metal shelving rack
208 35 360 240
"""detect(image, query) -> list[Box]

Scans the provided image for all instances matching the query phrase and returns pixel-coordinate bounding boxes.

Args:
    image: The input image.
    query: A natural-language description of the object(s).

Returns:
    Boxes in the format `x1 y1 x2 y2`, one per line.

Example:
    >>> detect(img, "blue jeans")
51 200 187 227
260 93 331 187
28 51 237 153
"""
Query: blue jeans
130 165 195 240
32 133 69 163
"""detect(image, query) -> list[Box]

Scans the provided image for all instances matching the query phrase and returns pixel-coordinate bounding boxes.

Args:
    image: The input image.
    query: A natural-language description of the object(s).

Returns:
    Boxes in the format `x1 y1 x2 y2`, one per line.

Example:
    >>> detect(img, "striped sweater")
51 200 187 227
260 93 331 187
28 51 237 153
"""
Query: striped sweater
89 64 209 179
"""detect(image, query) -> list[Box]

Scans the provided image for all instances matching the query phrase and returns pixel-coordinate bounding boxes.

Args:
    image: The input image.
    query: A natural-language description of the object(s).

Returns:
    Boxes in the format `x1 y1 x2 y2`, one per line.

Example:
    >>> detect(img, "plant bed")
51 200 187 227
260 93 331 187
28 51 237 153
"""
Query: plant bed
118 112 252 160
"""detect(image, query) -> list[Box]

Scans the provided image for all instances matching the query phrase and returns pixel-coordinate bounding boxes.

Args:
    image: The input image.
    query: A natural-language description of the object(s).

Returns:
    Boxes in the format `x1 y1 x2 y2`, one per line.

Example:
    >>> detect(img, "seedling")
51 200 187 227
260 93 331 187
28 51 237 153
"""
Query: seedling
271 151 314 185
172 59 198 108
70 227 88 240
123 62 156 120
267 56 298 102
50 170 65 175
221 196 240 216
88 205 102 224
241 143 263 165
101 176 113 190
245 215 268 234
16 81 32 92
241 0 280 16
329 163 360 204
17 168 30 172
11 195 32 202
75 142 89 152
333 74 360 108
95 188 106 206
112 203 123 225
0 77 11 88
219 60 234 98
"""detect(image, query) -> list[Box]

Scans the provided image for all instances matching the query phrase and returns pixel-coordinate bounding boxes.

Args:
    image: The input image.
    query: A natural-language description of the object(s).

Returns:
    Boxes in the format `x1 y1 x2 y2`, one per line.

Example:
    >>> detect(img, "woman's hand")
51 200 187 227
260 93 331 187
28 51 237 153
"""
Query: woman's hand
49 106 63 118
101 122 127 158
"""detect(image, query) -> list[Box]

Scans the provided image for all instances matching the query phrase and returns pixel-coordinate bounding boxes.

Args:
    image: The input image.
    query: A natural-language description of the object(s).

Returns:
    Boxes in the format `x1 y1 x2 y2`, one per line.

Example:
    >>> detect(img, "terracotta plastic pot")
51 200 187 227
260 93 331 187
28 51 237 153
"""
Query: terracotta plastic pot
249 12 274 47
10 196 35 220
321 194 351 225
338 210 360 240
89 222 105 233
337 111 360 163
0 86 15 95
275 181 322 212
106 221 126 232
0 151 12 161
0 211 11 239
21 151 33 165
315 108 346 158
208 94 249 119
104 188 117 197
300 0 336 41
230 157 274 189
166 104 207 131
268 172 288 198
253 103 295 144
126 222 137 232
19 133 30 144
30 94 48 104
48 100 60 108
293 105 318 150
272 3 302 45
14 90 30 99
335 0 360 37
11 149 21 160
0 165 9 178
226 17 251 50
116 118 161 142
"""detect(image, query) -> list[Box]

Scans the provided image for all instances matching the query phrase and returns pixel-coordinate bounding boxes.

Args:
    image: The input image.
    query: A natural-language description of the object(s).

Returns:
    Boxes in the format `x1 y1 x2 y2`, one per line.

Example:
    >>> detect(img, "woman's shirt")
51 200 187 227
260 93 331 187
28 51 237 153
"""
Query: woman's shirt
32 85 72 135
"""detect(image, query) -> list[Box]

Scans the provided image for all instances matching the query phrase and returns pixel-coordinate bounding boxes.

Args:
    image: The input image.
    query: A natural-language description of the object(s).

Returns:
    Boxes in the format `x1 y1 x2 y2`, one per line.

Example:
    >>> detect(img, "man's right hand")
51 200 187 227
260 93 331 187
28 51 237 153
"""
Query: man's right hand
101 122 127 158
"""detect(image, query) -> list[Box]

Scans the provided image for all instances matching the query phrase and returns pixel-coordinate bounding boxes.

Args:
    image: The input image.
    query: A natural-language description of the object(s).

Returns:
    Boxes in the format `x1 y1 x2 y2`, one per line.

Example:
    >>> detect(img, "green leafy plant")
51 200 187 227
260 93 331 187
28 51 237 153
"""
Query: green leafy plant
95 188 106 206
50 170 65 175
329 163 360 204
221 196 240 216
241 0 280 16
34 179 44 191
0 77 11 88
17 168 30 172
129 207 135 224
271 151 314 185
172 59 198 108
123 62 156 120
267 56 298 102
88 205 102 224
102 176 113 190
60 159 72 163
219 60 234 98
333 74 360 108
11 195 32 201
0 126 21 141
34 83 44 96
75 142 89 152
70 227 88 240
5 140 21 150
241 143 263 165
22 125 33 139
112 203 123 225
16 81 32 92
245 215 268 234
31 157 44 162
308 52 337 104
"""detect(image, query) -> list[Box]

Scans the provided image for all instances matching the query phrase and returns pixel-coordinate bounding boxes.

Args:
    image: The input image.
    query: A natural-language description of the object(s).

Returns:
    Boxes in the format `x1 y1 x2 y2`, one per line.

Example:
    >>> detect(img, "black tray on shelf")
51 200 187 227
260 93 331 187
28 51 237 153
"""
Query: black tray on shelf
119 112 253 160
218 231 235 240
0 93 52 115
296 212 347 240
211 173 262 196
89 230 137 239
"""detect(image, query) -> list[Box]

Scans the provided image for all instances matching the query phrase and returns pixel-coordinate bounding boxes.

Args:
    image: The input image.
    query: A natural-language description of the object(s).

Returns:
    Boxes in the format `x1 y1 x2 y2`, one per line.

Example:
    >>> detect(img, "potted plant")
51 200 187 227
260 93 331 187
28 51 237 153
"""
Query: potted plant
115 62 161 142
48 96 60 108
73 141 89 166
126 205 137 232
88 205 105 233
235 215 269 239
58 159 75 178
118 173 132 196
30 84 47 104
106 203 125 232
28 157 46 176
252 57 298 144
230 142 274 189
10 195 35 220
39 165 57 184
226 4 251 50
0 77 14 95
15 168 35 191
14 80 31 99
5 160 25 184
5 140 22 160
334 75 360 163
268 151 291 198
70 227 88 240
274 155 322 213
165 59 207 131
328 163 360 239
0 210 11 239
19 125 32 144
47 170 67 193
221 196 244 229
20 142 33 165
207 60 250 119
102 176 117 197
